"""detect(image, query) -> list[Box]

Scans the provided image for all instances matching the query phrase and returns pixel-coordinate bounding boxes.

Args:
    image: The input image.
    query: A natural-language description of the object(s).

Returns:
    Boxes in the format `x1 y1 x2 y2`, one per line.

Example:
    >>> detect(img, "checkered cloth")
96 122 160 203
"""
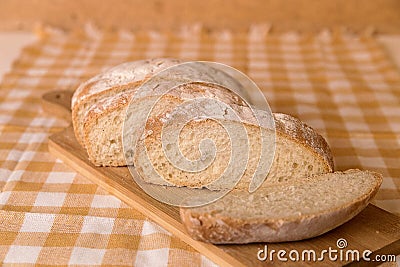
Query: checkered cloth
0 25 399 265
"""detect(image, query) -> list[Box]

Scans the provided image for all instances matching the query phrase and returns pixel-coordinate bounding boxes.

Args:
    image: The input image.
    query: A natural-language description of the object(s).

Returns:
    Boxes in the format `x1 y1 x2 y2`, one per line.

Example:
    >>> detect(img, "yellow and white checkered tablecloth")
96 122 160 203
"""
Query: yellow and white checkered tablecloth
0 25 399 266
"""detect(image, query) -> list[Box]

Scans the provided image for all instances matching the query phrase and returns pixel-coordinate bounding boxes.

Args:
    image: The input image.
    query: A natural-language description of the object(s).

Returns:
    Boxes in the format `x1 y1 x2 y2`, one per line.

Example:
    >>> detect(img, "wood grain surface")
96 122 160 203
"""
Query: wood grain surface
44 91 400 266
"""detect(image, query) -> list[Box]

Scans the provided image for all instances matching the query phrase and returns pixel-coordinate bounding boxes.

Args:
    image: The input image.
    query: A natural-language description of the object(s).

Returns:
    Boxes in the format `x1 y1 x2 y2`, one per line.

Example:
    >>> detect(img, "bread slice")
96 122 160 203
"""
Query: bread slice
132 88 333 189
180 169 382 244
71 58 183 147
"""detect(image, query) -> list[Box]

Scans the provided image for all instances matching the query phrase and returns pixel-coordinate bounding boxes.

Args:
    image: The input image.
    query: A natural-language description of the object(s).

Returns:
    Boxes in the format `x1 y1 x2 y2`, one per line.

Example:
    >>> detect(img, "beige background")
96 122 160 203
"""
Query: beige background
1 0 400 33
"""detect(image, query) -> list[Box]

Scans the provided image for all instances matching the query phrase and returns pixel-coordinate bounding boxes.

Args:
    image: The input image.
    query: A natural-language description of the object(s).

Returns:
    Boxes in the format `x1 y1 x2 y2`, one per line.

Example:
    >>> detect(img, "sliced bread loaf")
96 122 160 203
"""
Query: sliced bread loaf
83 80 333 191
75 59 333 190
180 169 382 244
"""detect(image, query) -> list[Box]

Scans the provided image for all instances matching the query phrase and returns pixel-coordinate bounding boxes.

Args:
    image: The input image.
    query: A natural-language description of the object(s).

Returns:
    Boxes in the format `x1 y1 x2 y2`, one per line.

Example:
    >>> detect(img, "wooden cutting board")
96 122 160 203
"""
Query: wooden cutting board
43 91 400 266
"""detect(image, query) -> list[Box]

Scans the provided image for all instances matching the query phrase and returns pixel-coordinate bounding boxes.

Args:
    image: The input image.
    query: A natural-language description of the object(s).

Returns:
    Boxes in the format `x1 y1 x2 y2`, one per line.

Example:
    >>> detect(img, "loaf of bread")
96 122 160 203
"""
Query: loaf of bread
72 59 381 244
180 169 382 244
72 58 334 190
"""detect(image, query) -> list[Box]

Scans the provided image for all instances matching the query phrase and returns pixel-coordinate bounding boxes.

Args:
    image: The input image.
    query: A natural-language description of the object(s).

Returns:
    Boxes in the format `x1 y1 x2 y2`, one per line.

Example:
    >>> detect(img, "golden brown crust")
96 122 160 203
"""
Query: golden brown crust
71 58 183 108
274 113 334 172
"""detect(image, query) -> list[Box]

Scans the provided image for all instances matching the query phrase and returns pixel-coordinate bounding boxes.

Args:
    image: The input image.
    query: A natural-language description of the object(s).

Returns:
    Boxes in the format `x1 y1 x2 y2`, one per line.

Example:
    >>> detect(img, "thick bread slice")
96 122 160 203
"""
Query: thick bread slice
180 169 382 244
133 86 333 189
83 81 333 191
83 90 133 166
71 58 183 147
